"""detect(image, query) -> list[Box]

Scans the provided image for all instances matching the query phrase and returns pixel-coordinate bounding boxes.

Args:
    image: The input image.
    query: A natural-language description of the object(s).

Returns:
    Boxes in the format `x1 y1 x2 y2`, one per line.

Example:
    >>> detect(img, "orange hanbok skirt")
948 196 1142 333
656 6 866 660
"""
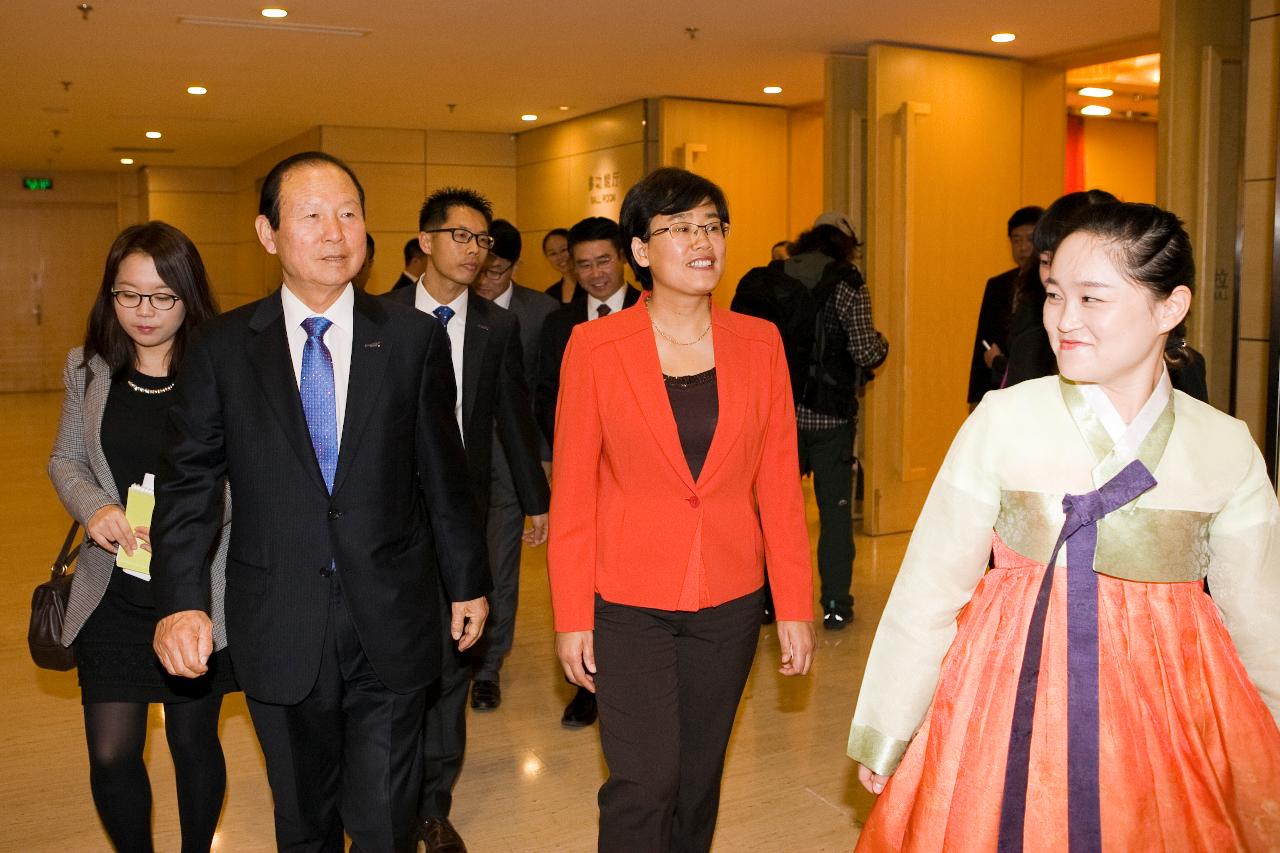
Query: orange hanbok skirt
856 536 1280 852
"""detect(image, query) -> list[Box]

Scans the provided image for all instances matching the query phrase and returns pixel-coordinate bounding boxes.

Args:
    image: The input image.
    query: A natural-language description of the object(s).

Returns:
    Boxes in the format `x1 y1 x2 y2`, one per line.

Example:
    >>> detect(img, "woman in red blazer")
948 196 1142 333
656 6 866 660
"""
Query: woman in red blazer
549 167 815 852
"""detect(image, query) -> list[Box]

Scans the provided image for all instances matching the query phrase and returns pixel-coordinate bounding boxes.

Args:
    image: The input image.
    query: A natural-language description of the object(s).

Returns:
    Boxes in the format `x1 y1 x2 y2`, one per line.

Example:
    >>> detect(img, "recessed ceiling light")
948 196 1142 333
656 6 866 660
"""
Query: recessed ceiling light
145 131 162 139
1078 87 1114 98
762 85 783 95
187 85 208 96
558 105 570 111
990 32 1016 43
1081 105 1112 116
261 8 288 18
521 114 538 122
120 158 134 165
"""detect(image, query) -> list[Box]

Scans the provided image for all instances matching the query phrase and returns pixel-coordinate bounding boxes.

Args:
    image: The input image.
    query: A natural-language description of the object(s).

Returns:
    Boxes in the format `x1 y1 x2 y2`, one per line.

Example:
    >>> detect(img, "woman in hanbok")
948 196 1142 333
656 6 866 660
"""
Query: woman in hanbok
848 201 1280 851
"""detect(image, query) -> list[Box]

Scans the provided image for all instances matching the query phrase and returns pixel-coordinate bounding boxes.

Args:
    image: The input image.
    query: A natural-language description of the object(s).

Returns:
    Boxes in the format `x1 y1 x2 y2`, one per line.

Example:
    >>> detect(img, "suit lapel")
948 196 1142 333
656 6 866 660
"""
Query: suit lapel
695 308 747 484
616 305 696 490
332 291 390 496
83 356 119 503
247 291 329 495
462 296 489 432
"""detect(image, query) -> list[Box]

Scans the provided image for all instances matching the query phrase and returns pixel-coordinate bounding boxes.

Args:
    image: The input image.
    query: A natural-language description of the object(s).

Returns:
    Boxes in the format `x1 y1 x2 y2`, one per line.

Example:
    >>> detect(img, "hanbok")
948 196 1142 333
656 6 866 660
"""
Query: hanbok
849 374 1280 852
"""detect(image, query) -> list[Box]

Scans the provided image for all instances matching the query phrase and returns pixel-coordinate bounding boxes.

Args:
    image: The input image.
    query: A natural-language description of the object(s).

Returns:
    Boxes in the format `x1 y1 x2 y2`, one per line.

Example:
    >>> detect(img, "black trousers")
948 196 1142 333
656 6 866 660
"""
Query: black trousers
418 592 470 818
247 577 426 853
594 589 763 853
798 420 856 609
472 450 524 682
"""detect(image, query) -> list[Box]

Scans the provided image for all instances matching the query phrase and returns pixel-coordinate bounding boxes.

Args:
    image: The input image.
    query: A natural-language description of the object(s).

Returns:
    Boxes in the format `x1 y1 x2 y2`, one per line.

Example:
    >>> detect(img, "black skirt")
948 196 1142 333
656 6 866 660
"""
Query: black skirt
76 582 237 705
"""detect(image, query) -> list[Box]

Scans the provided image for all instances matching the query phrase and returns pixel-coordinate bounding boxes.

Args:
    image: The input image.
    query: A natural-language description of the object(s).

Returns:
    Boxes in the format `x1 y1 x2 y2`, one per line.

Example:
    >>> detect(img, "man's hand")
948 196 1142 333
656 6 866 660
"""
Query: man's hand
522 513 549 546
86 504 136 555
555 630 596 692
154 610 213 678
450 597 489 651
982 343 1003 369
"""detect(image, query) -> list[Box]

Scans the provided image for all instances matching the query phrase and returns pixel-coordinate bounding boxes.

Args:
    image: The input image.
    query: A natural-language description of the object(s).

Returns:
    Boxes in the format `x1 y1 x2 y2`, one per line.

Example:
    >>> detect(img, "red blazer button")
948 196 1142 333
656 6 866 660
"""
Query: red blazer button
687 495 701 508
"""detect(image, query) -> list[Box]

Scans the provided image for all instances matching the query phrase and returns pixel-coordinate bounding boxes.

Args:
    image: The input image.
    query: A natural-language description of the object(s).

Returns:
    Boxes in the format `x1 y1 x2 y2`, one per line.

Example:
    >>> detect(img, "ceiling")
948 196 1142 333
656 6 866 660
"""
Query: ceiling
1066 53 1160 120
1 0 1159 171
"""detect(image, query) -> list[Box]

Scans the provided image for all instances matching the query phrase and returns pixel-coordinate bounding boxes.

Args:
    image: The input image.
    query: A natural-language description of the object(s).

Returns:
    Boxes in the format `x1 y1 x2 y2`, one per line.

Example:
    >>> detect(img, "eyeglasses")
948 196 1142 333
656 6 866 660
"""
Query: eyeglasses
575 255 618 273
481 262 513 279
645 221 729 242
423 227 494 250
112 290 182 310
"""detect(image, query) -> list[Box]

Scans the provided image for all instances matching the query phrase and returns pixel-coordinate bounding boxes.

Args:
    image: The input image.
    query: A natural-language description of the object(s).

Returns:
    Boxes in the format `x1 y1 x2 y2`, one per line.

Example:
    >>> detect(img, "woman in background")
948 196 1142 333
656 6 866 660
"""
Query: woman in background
49 221 233 852
849 202 1279 850
543 227 583 304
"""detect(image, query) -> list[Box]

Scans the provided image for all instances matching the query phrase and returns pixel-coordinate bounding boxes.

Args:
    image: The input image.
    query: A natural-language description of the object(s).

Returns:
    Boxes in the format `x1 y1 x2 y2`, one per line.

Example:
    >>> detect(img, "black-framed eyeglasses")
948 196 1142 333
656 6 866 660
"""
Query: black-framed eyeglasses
111 290 182 310
423 227 494 250
644 221 729 242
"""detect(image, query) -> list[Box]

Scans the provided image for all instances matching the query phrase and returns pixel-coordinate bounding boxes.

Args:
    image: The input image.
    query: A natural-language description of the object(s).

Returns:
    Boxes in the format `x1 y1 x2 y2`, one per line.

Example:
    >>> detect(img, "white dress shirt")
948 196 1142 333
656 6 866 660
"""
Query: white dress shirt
415 283 468 435
491 282 514 310
280 283 354 446
587 286 627 320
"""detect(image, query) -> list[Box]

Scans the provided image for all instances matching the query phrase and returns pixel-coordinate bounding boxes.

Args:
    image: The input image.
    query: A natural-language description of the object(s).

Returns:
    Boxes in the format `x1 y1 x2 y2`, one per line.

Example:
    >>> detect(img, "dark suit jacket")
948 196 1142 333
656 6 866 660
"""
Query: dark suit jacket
152 287 490 705
391 272 417 291
968 267 1018 403
384 286 549 519
506 283 558 387
536 286 641 447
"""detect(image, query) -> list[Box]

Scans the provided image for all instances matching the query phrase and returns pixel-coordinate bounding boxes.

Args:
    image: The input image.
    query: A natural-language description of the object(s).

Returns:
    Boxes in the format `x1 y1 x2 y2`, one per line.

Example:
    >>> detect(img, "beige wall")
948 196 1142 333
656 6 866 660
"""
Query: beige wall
787 103 825 243
658 98 790 304
1240 0 1280 447
1081 118 1158 202
515 101 650 289
140 167 240 309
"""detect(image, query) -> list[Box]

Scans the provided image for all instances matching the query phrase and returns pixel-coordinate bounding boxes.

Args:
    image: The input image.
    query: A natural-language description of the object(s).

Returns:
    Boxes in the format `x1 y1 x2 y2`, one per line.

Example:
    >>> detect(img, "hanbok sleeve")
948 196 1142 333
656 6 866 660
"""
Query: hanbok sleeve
1205 422 1280 724
848 397 1003 775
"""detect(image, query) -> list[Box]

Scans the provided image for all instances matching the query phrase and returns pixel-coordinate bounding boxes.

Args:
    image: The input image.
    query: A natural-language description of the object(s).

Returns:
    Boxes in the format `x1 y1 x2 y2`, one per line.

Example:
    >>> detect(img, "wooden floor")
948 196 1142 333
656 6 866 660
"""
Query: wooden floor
0 390 910 852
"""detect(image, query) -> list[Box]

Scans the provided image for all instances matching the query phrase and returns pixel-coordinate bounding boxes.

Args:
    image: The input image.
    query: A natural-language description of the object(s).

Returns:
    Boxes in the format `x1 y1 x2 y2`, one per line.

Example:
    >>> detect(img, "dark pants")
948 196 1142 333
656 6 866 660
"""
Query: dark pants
472 450 524 682
594 589 762 853
418 594 470 819
247 578 426 853
798 420 855 610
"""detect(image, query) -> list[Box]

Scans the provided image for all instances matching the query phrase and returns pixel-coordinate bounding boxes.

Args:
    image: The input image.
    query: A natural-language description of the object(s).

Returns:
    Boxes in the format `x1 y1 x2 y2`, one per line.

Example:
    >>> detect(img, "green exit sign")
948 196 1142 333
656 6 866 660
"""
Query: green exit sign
23 177 53 191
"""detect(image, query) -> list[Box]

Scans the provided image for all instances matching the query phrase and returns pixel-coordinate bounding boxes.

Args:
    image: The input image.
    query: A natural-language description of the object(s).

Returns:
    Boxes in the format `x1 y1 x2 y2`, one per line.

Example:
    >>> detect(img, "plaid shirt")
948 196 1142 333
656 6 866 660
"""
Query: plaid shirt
796 278 888 430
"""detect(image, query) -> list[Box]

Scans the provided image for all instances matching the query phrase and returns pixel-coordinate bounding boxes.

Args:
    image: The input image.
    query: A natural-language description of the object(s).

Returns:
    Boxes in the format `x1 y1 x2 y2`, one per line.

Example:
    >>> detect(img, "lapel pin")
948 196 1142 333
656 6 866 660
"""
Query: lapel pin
364 341 383 348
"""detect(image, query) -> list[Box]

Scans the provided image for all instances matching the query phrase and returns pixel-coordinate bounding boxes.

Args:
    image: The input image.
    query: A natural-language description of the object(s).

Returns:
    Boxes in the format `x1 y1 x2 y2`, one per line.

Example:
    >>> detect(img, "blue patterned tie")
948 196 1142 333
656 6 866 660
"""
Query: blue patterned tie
433 305 455 328
300 316 338 493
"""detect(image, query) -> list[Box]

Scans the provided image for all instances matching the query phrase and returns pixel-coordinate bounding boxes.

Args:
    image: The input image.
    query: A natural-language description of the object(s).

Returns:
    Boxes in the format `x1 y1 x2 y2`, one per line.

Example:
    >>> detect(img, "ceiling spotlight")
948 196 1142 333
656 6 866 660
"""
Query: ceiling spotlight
120 158 134 165
1081 105 1112 116
186 85 208 95
990 32 1016 43
261 8 288 18
558 105 570 111
145 130 162 139
521 114 538 121
762 85 783 95
1078 87 1114 98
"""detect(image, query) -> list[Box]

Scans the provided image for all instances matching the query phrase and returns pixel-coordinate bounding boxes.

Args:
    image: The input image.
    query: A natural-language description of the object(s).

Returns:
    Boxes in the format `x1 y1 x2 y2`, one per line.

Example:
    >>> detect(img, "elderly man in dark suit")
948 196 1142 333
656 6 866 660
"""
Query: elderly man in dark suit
534 216 641 729
384 190 548 853
151 151 490 852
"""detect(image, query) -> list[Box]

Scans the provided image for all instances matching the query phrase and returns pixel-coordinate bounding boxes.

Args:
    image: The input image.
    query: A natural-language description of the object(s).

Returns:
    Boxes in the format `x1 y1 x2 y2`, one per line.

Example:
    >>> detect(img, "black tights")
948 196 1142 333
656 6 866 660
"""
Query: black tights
83 694 226 853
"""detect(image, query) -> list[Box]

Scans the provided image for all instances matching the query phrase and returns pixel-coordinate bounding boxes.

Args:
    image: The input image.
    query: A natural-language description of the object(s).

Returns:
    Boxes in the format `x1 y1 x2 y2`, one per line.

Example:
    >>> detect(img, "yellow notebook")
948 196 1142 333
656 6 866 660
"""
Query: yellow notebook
116 473 155 580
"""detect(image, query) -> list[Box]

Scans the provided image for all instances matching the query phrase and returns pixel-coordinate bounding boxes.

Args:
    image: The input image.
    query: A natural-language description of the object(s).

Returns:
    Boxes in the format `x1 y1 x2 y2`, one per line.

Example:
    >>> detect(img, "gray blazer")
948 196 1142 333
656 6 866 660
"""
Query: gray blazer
48 348 230 649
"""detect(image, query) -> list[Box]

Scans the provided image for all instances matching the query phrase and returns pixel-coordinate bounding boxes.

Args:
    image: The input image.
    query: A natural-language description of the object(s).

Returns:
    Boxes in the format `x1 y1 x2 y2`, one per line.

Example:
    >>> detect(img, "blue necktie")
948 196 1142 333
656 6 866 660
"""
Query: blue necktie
433 305 455 328
300 316 338 493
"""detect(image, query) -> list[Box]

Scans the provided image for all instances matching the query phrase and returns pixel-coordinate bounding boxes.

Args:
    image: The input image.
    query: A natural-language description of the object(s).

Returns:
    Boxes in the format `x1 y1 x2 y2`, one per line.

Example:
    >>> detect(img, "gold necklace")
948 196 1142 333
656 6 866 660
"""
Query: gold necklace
645 297 712 346
127 378 175 395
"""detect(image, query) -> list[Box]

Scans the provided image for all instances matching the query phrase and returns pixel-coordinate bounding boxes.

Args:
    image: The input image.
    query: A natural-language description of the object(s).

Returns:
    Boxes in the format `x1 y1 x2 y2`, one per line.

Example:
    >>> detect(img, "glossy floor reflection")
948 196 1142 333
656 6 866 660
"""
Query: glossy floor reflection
1 390 908 851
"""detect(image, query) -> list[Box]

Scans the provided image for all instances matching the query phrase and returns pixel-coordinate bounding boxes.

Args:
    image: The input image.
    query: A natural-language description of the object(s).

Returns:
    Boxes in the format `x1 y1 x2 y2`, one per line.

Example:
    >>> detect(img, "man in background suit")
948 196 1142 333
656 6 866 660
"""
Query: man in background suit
468 219 557 709
385 188 548 853
533 215 641 729
152 152 490 852
392 237 428 291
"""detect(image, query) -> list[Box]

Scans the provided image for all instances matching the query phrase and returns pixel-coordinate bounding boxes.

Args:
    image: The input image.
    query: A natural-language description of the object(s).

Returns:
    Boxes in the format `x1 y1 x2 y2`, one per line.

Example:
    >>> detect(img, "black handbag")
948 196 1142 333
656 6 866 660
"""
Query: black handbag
28 521 82 671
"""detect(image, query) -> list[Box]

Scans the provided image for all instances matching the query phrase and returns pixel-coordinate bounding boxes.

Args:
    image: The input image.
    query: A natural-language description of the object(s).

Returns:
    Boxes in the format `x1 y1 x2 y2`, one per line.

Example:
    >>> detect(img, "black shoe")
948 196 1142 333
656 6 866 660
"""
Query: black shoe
417 816 467 853
561 685 597 728
823 599 853 631
470 679 500 711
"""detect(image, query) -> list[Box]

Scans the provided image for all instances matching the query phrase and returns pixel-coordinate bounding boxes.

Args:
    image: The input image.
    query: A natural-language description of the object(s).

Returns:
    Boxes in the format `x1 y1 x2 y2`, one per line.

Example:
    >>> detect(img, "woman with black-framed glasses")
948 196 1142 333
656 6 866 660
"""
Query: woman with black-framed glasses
48 220 235 852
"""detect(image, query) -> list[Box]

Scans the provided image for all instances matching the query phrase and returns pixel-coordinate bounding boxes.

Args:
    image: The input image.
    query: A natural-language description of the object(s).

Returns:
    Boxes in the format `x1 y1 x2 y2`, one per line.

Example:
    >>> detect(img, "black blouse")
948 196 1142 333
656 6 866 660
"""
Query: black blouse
664 368 718 482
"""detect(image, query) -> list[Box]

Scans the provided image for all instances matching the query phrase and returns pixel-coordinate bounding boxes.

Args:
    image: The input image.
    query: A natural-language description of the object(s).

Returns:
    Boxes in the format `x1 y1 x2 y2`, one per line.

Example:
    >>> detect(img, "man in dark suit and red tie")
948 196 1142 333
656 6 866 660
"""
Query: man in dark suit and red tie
384 188 549 853
151 152 491 852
